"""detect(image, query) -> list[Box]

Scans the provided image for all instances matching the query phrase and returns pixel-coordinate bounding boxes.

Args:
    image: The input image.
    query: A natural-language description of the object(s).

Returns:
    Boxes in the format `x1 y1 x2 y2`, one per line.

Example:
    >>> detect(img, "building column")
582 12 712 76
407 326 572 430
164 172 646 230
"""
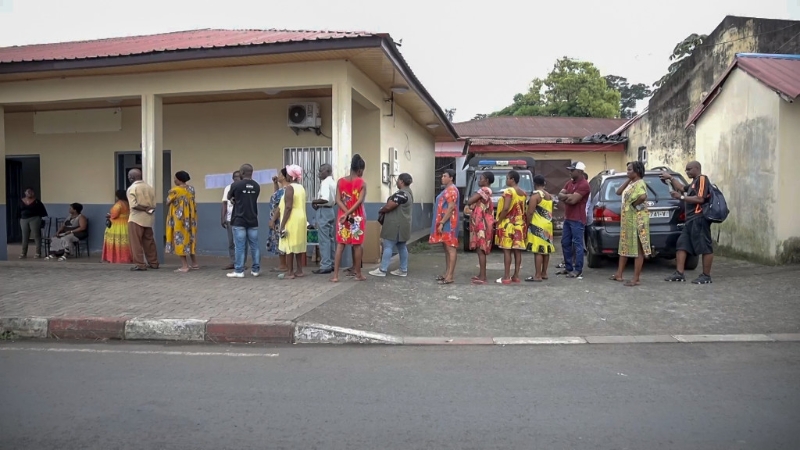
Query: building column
0 106 7 260
331 82 353 178
141 94 165 262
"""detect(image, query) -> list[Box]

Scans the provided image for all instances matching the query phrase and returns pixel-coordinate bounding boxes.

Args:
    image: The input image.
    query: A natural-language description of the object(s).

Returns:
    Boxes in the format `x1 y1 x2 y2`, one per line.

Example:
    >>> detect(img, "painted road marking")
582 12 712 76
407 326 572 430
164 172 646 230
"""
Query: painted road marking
0 347 279 357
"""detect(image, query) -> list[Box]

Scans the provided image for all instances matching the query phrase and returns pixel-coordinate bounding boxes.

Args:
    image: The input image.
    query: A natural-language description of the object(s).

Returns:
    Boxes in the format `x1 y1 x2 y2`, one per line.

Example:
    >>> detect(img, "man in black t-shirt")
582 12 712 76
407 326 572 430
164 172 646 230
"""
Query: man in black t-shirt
660 161 714 284
226 163 261 278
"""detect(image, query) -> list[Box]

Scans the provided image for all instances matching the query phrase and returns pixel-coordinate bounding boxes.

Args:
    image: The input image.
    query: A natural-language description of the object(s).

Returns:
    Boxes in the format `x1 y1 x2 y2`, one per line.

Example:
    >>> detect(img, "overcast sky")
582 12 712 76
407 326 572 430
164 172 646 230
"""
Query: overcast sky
1 0 797 122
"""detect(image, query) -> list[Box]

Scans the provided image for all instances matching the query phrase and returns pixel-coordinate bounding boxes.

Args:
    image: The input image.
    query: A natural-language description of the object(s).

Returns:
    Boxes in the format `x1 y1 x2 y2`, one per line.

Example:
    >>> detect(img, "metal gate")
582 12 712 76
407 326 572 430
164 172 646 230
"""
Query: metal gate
283 147 332 201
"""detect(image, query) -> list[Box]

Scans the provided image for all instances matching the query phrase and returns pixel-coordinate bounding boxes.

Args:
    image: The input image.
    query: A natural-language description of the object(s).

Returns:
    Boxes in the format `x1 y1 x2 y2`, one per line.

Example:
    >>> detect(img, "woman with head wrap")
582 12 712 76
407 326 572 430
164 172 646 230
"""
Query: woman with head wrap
277 164 308 279
166 170 198 272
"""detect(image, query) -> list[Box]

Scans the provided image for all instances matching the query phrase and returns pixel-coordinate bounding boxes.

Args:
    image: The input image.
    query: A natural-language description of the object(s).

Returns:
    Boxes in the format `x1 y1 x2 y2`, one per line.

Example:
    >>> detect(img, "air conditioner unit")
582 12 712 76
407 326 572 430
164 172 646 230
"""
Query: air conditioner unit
287 102 321 129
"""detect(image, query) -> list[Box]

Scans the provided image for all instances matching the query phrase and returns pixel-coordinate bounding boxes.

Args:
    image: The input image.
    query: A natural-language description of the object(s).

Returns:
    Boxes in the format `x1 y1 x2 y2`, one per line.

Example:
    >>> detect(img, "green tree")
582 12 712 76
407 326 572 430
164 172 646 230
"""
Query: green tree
444 108 456 122
604 75 653 119
654 33 707 89
472 113 488 120
493 57 621 118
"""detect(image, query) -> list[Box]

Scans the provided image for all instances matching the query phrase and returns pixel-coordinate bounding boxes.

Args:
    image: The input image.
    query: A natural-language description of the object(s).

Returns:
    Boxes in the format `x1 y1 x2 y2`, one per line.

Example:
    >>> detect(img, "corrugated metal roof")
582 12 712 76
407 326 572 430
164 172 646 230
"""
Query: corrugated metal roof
454 116 627 139
685 53 800 128
0 29 378 64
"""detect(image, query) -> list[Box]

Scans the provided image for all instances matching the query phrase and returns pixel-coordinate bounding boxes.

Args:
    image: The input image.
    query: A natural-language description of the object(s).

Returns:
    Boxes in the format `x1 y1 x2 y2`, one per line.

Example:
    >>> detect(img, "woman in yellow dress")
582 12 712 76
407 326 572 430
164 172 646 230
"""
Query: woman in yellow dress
166 170 198 273
278 165 308 279
495 170 527 284
525 175 555 282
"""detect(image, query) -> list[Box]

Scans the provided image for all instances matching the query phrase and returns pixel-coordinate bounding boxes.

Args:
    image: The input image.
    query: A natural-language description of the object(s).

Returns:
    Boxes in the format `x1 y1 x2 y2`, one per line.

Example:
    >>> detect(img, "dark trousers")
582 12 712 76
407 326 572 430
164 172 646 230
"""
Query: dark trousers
128 222 158 269
561 220 585 273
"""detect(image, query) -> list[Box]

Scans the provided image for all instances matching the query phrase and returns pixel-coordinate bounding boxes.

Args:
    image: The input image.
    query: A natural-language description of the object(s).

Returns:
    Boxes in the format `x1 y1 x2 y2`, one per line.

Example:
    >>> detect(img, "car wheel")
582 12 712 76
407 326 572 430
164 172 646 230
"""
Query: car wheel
586 240 604 269
684 255 699 271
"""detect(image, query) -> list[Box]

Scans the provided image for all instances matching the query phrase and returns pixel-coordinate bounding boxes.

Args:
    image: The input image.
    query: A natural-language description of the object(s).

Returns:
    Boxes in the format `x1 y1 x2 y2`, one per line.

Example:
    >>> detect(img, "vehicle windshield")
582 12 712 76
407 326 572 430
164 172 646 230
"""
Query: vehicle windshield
601 174 686 201
484 172 534 195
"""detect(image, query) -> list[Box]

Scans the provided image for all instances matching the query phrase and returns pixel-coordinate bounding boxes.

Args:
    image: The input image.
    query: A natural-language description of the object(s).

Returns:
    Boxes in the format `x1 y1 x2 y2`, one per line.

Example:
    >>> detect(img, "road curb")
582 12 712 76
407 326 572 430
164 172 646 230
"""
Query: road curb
2 316 799 346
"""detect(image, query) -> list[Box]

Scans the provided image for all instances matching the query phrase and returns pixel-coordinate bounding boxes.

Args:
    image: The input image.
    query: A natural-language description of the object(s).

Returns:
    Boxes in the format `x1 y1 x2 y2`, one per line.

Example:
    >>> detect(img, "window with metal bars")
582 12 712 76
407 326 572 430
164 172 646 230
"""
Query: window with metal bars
283 147 333 202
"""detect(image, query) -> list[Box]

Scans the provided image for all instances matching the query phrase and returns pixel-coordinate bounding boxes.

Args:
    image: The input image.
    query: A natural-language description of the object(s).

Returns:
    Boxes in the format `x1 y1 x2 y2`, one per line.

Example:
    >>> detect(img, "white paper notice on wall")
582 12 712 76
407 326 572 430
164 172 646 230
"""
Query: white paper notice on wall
204 173 231 189
253 169 278 184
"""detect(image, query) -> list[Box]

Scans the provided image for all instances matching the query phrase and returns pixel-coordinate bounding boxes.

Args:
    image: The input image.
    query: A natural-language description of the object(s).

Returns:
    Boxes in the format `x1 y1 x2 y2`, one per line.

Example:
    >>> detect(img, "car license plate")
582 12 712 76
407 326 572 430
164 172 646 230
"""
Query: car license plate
649 211 669 219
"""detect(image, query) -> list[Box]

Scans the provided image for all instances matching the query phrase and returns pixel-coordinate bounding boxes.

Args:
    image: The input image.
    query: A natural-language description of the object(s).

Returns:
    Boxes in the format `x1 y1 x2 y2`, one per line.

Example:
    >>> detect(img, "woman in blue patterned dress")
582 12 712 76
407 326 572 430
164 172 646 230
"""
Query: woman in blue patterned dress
266 170 289 272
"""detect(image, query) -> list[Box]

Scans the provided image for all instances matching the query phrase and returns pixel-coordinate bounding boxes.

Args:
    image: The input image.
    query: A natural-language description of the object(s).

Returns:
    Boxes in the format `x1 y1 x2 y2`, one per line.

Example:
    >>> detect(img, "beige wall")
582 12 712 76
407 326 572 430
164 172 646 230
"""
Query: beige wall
352 100 381 199
777 99 800 262
347 62 436 206
471 151 625 179
5 98 335 204
695 69 781 262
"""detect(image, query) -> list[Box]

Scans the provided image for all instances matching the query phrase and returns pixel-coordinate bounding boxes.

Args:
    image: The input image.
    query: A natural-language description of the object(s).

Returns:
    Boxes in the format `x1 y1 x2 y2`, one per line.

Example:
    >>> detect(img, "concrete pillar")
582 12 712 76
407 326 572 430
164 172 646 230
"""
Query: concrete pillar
0 106 6 260
331 82 353 178
141 94 165 262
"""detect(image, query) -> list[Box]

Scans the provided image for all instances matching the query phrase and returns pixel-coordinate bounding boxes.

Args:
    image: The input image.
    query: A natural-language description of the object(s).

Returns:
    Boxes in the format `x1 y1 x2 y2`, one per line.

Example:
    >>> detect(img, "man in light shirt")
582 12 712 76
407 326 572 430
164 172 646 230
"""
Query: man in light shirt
311 164 336 274
126 168 158 271
221 170 247 270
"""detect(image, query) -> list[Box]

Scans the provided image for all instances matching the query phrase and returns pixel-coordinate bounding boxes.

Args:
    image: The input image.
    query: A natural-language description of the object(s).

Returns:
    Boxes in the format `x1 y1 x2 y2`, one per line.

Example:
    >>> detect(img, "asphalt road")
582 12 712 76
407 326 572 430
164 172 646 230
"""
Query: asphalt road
1 342 799 450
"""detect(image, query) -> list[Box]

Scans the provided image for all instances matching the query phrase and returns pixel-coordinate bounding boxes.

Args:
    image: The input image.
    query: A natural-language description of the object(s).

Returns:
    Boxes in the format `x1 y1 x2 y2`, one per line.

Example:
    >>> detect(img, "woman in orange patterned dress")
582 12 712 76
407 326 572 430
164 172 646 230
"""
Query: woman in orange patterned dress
331 154 367 282
429 169 460 284
465 172 495 285
101 190 132 264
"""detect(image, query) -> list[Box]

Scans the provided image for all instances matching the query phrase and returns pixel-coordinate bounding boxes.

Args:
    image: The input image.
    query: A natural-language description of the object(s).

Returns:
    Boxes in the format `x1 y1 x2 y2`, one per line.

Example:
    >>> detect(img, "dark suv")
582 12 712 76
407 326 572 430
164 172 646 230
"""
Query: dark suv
585 166 699 270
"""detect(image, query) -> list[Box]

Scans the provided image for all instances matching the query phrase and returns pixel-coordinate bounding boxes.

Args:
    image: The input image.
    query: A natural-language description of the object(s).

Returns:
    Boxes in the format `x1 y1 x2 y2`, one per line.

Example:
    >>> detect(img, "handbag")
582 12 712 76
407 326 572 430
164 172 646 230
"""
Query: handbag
105 218 112 229
377 212 385 225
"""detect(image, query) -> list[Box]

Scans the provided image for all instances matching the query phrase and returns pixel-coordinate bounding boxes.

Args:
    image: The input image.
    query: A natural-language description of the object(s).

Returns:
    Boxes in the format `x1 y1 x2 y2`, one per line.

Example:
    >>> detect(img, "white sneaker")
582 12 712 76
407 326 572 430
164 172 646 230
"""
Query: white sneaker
251 271 260 277
226 272 244 278
390 269 407 277
369 268 386 277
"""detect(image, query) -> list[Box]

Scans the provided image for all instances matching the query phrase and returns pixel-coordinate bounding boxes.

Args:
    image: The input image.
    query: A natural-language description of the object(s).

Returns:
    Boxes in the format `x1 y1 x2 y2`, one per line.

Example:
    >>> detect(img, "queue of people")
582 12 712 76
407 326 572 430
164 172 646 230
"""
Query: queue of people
14 158 717 286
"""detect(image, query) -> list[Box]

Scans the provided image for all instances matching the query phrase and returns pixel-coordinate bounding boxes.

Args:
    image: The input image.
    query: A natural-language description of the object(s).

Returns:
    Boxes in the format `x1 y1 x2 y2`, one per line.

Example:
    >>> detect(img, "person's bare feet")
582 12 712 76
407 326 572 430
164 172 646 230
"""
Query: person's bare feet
294 272 305 278
329 276 339 282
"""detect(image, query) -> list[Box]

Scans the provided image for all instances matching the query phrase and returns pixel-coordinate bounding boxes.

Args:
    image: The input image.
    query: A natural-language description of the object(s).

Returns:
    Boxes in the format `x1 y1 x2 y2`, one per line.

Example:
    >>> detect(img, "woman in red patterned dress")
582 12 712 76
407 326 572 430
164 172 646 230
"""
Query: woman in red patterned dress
331 154 367 282
465 172 495 285
429 169 460 284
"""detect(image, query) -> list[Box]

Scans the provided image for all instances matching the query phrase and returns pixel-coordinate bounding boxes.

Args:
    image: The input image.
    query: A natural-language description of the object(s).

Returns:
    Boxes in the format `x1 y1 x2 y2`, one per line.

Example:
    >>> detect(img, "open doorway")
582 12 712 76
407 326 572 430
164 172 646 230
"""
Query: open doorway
5 155 41 243
115 151 172 204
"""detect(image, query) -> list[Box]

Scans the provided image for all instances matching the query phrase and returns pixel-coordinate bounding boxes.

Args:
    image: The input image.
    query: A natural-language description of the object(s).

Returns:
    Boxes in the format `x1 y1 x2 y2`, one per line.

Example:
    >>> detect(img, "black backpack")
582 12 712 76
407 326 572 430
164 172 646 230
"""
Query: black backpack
702 180 729 223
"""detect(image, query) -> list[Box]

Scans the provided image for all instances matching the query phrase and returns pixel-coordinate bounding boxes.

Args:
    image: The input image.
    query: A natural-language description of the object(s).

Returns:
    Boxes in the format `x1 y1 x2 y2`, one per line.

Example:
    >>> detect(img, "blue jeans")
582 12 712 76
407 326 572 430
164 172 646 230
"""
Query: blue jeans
380 236 408 273
561 220 585 273
316 207 336 270
233 226 260 274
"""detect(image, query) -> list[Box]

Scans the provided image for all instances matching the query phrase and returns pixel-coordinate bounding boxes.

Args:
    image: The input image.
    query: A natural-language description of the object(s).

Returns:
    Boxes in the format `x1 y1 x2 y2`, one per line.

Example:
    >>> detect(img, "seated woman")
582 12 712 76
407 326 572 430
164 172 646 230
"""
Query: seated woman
46 203 88 261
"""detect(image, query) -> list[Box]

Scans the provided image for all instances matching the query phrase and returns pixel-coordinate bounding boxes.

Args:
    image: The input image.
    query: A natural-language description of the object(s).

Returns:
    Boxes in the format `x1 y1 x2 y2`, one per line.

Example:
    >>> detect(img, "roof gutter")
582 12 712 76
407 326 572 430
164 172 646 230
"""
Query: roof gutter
379 38 459 140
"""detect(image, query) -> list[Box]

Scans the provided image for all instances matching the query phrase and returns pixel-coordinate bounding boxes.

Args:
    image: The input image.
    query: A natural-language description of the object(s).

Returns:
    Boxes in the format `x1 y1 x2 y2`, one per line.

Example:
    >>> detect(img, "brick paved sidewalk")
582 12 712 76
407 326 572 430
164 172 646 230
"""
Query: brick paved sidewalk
0 255 359 322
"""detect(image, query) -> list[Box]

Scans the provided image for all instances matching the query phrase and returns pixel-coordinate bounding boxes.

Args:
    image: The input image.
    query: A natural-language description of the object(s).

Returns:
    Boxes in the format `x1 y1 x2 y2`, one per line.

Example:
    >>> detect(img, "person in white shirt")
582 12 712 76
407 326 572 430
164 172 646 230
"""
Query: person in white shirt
311 164 337 274
221 170 247 270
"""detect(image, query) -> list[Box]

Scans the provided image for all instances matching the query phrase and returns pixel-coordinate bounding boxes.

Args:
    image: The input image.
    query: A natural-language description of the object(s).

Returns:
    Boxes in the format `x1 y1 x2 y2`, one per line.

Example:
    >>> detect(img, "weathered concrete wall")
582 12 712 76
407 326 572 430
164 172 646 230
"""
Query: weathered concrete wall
695 69 780 263
776 100 800 264
627 16 800 171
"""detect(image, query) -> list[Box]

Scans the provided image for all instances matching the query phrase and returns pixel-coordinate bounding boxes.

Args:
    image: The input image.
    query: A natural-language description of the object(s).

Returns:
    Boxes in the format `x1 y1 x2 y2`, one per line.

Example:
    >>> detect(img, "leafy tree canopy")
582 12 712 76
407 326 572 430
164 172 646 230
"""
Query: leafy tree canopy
604 75 653 119
492 57 621 119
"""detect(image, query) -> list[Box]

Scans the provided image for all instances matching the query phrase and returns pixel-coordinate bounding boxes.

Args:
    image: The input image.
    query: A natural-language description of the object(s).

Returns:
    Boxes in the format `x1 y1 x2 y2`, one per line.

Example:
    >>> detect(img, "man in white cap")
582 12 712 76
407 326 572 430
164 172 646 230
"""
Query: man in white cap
557 161 591 278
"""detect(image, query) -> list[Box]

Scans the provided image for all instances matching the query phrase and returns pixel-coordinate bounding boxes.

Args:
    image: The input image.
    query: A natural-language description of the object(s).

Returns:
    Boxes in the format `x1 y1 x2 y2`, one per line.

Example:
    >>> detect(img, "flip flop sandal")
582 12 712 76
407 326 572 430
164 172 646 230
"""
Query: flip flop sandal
189 266 200 270
471 279 486 285
496 278 511 285
511 278 521 284
524 277 542 282
438 279 454 285
624 281 640 287
174 268 190 273
556 270 570 275
609 275 624 282
436 275 446 281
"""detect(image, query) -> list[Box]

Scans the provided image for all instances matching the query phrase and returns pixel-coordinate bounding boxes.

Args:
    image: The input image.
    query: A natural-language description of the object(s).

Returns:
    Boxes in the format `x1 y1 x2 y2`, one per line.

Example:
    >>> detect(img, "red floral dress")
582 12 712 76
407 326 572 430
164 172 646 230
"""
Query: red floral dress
429 184 460 248
469 187 495 254
336 176 366 245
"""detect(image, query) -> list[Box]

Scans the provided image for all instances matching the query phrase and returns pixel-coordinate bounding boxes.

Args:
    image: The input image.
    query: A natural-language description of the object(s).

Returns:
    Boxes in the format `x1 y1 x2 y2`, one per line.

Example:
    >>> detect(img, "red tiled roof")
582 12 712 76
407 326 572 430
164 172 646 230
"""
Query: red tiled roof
0 29 379 64
454 116 627 139
685 53 800 128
